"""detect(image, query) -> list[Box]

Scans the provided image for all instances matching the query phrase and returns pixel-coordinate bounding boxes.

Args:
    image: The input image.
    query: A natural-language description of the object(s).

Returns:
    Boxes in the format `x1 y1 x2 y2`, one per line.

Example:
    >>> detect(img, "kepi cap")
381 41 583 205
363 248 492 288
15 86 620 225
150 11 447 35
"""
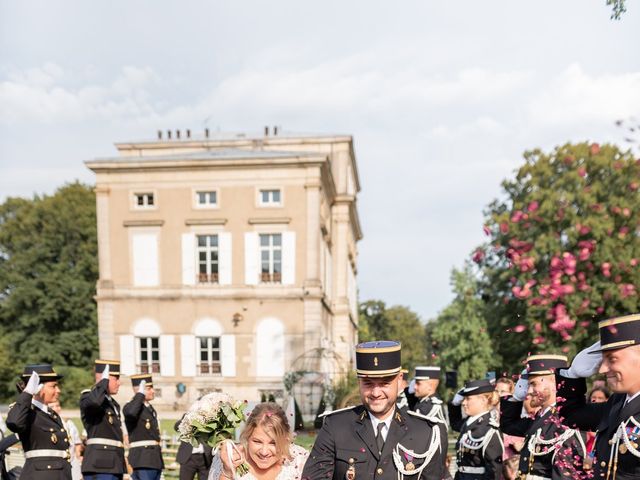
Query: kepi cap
524 354 568 377
130 373 153 388
95 359 120 376
355 341 401 377
593 313 640 352
414 366 441 380
21 364 63 383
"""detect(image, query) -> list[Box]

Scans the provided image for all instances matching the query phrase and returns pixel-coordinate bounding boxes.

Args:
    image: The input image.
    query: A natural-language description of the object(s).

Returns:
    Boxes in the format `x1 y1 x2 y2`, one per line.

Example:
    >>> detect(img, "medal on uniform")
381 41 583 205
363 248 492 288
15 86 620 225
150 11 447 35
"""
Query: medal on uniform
346 458 356 480
619 443 628 454
51 433 58 444
405 462 415 471
145 419 151 430
108 414 114 424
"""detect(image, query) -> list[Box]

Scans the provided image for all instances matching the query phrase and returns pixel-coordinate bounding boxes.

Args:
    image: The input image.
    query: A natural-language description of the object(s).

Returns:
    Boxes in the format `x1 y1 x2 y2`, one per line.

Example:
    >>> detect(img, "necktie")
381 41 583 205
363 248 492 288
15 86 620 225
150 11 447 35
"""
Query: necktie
376 423 386 454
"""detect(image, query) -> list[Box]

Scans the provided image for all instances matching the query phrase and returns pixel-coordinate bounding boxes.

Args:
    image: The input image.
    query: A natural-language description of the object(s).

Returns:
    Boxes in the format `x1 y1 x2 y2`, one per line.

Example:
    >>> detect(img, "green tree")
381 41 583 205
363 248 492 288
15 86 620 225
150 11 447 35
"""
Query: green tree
359 300 428 372
0 182 99 402
607 0 627 19
473 142 640 371
427 264 495 389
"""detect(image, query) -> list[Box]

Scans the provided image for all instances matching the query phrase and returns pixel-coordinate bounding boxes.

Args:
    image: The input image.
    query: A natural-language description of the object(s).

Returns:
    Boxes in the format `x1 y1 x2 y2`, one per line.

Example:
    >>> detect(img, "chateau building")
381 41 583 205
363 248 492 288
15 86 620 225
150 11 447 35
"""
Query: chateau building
85 129 362 408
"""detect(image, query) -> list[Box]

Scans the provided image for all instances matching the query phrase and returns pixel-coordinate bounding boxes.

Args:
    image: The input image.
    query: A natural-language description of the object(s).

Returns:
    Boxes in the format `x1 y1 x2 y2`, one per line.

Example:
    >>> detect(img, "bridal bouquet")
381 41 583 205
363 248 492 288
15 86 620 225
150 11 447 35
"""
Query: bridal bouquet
178 392 250 475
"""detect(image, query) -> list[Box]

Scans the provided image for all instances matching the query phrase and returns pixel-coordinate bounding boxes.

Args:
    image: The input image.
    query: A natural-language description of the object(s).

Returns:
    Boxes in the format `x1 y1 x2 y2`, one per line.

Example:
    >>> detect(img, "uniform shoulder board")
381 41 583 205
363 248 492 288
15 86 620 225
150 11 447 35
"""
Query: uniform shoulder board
431 397 443 405
8 402 16 410
407 409 446 424
80 389 91 395
318 405 356 418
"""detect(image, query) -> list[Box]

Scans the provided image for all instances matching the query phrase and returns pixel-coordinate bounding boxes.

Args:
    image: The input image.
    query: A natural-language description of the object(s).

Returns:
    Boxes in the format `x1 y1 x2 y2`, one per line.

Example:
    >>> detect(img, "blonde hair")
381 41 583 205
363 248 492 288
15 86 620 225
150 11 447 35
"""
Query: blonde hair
240 402 292 460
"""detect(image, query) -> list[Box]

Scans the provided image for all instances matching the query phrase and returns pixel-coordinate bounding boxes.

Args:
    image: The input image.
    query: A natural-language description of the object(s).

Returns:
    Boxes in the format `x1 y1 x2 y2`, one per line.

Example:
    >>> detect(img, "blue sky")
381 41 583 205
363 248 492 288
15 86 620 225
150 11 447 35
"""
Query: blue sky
1 1 639 321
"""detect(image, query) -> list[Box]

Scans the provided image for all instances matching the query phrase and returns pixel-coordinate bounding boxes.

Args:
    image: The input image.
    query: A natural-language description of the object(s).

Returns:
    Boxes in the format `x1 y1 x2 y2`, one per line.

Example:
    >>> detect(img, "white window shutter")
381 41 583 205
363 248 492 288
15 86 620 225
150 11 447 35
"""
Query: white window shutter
282 232 296 285
132 232 159 286
180 335 196 377
159 335 175 377
244 232 259 285
181 233 196 285
219 232 232 285
220 334 236 377
119 335 136 375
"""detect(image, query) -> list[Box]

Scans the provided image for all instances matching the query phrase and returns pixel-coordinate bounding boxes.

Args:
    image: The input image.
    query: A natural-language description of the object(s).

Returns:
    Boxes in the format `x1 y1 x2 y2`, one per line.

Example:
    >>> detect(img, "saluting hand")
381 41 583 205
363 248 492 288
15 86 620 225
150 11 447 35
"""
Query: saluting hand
23 371 43 395
512 369 528 401
451 388 464 406
138 379 146 394
563 341 602 378
101 363 110 382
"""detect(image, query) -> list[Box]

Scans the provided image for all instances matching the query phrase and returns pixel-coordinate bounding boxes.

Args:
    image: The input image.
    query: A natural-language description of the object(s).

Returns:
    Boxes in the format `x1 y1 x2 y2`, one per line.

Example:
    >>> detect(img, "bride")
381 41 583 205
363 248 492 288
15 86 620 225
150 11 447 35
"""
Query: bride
208 402 309 480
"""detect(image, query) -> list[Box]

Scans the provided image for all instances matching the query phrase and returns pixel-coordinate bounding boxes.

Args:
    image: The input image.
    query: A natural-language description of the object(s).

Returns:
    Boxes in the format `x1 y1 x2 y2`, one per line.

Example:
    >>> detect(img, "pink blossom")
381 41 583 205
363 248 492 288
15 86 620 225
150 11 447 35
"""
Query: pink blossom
577 167 587 177
533 336 546 345
513 325 527 333
619 226 629 238
629 182 638 191
500 222 509 234
620 284 636 298
631 258 638 267
472 248 485 264
601 262 612 278
590 143 600 155
483 225 491 236
528 201 539 212
622 207 631 217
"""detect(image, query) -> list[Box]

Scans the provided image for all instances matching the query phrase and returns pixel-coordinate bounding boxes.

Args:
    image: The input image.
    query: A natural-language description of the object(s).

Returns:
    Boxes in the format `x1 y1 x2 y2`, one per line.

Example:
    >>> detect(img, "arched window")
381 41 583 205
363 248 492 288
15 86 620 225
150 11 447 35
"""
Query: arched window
256 318 285 377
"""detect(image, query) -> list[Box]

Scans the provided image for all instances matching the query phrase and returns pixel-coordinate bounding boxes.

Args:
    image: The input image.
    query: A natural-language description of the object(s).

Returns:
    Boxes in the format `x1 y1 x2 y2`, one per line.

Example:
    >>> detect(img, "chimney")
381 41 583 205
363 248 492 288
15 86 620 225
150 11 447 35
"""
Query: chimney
186 129 191 139
167 130 172 139
264 126 269 136
176 130 181 139
157 130 162 140
205 128 210 138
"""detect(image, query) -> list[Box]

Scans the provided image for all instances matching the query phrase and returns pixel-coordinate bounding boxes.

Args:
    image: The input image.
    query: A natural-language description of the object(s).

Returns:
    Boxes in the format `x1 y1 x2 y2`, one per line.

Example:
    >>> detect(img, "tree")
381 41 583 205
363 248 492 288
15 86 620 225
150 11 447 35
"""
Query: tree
0 182 99 402
359 300 428 372
427 263 496 389
607 0 627 19
473 142 640 371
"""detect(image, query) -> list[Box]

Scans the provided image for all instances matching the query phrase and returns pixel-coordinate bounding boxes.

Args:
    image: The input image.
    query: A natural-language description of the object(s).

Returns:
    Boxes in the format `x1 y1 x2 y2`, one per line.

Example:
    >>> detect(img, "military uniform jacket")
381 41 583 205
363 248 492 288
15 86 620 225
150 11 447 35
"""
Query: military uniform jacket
79 378 126 474
301 405 448 480
499 398 586 480
558 376 640 480
6 392 72 480
123 392 164 471
414 396 447 425
449 406 503 480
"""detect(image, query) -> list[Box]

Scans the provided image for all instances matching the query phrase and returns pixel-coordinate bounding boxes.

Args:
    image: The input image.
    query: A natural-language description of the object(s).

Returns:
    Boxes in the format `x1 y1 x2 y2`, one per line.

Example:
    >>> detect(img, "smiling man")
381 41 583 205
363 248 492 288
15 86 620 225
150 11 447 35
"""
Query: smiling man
559 313 640 479
499 354 586 480
302 341 448 480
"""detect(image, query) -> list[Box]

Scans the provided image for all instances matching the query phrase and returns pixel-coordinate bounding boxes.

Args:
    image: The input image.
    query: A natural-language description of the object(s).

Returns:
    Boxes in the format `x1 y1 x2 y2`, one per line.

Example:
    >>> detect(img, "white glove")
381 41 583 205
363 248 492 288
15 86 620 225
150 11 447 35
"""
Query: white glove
563 341 602 378
513 370 528 401
101 363 110 381
137 379 146 394
407 379 416 394
23 371 43 395
451 389 464 406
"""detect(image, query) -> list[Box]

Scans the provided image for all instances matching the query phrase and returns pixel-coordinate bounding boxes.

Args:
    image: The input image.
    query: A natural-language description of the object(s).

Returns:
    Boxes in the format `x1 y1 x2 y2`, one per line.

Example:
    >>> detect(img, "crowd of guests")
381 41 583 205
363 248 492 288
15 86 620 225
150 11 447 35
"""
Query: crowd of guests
1 312 639 480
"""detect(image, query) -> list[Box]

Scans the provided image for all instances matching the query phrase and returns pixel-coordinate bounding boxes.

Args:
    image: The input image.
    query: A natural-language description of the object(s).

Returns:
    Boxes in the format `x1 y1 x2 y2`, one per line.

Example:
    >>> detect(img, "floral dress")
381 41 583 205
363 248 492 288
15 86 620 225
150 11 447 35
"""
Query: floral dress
208 444 309 480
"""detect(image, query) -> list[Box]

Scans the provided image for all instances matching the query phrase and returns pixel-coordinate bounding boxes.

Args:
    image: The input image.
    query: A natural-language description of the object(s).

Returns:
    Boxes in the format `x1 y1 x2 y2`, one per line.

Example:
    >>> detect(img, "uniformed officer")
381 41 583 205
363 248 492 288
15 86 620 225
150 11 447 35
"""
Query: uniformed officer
558 313 640 479
500 354 586 480
6 364 72 479
123 374 163 480
409 366 447 424
448 379 503 479
302 340 448 480
396 369 410 410
80 359 126 480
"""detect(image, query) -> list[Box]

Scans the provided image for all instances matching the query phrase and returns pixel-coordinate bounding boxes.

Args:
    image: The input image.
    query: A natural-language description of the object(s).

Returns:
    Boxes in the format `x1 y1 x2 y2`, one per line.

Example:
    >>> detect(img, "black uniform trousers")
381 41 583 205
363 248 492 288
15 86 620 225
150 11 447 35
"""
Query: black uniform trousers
6 392 72 480
558 375 640 480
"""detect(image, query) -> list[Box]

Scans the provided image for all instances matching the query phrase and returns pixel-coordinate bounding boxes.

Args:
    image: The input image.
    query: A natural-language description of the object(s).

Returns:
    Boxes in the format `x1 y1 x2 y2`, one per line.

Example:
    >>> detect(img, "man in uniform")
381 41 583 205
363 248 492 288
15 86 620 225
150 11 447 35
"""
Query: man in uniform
80 359 126 480
6 364 72 479
302 341 448 480
500 354 586 479
123 374 163 480
410 366 447 423
558 313 640 479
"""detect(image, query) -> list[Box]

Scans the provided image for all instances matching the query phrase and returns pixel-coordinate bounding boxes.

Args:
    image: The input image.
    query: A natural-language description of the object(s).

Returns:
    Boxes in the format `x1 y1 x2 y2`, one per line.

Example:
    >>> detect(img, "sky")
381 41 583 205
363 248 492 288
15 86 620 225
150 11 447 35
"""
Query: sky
1 1 639 322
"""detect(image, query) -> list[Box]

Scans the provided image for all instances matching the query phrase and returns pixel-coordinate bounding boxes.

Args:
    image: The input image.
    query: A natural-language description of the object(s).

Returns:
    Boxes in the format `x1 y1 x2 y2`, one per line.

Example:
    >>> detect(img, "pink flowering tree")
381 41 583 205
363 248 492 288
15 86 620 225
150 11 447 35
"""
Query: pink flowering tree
474 142 640 370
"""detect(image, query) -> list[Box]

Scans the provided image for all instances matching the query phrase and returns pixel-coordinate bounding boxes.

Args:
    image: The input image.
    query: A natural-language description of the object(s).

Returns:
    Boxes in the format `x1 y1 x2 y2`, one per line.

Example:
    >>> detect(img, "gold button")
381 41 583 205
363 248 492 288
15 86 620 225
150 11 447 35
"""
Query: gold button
376 468 383 475
47 466 51 469
600 461 606 467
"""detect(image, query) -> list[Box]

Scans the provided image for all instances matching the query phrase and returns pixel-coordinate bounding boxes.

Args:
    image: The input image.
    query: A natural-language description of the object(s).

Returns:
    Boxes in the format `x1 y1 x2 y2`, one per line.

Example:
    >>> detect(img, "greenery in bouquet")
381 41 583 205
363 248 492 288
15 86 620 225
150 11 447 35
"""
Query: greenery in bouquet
178 392 250 475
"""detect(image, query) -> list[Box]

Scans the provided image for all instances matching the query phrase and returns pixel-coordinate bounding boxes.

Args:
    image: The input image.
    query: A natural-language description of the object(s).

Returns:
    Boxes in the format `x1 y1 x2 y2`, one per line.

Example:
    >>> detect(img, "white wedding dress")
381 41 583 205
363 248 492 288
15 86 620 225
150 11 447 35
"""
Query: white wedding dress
208 444 309 480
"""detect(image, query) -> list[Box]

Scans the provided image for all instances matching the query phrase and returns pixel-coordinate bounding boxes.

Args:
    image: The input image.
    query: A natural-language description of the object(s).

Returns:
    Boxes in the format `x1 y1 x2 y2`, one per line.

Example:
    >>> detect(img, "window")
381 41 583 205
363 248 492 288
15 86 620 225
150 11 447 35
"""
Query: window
134 192 155 208
138 337 160 373
197 235 219 283
196 190 217 207
260 234 282 283
198 336 221 375
259 189 281 206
